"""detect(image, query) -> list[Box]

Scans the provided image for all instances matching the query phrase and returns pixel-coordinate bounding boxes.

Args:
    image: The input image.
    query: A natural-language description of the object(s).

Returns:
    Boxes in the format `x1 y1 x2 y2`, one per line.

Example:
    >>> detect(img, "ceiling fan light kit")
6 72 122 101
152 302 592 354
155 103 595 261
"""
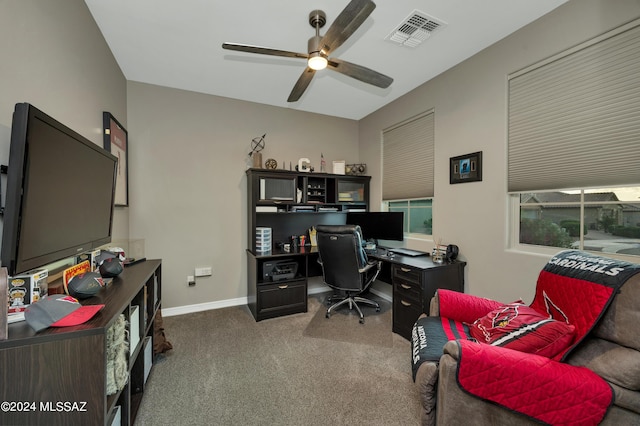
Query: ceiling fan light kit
222 0 392 102
308 54 328 71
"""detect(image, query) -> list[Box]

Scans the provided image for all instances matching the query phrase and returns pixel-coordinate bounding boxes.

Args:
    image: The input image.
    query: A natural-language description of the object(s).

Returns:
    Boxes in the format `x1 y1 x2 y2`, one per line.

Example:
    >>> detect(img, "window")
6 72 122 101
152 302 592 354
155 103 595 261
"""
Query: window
512 187 640 256
508 20 640 257
388 198 433 236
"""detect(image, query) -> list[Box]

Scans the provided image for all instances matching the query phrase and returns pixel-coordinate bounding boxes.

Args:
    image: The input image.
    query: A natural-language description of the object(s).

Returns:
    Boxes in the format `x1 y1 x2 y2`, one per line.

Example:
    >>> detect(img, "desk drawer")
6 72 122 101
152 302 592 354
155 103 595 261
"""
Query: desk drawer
393 279 421 303
257 279 307 320
393 265 421 284
392 296 423 340
393 265 422 302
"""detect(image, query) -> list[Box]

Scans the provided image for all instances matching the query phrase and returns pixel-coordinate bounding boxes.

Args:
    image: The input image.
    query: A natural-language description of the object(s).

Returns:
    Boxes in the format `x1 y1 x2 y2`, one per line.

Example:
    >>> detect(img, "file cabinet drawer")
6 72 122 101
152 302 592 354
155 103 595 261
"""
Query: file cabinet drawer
393 265 421 284
393 279 421 303
392 296 423 340
257 279 307 320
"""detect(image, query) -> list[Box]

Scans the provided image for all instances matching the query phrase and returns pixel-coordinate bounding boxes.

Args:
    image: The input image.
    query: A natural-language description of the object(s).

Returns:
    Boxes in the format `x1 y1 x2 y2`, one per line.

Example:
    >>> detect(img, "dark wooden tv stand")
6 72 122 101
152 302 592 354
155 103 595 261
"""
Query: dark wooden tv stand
0 260 162 426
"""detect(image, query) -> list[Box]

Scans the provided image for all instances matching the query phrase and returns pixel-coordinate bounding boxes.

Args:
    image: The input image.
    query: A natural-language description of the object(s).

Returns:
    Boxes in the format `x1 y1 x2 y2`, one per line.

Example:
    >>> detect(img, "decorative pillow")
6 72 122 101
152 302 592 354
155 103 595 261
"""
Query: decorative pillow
469 303 576 358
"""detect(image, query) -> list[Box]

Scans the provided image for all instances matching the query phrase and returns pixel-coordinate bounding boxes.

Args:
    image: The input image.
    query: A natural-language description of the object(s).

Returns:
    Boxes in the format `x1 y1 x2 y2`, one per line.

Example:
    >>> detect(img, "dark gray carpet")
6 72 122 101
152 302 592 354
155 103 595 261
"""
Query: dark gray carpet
134 293 421 425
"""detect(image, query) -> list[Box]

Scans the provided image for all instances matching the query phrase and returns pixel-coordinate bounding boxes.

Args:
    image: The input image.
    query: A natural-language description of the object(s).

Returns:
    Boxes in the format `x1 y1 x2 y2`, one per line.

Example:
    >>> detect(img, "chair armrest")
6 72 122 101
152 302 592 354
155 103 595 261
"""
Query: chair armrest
441 340 613 425
434 289 503 323
359 259 381 274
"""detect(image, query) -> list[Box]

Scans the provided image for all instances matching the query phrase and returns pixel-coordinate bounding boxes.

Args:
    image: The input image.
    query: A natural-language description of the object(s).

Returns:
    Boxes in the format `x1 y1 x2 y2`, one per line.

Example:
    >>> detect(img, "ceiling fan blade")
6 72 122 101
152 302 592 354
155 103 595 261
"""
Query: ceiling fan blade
222 42 308 60
327 57 393 88
288 68 316 102
320 0 376 54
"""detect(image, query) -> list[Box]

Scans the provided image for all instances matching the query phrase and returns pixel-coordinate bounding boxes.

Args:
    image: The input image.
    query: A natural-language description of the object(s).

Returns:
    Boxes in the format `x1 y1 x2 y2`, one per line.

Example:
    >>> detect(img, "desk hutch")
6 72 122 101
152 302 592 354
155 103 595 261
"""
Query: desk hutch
246 168 369 321
245 168 465 339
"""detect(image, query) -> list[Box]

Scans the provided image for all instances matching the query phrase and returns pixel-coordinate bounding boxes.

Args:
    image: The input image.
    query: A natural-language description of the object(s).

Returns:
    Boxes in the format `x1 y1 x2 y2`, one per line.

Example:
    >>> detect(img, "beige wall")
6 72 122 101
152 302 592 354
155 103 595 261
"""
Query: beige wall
3 0 639 310
361 0 640 303
0 0 129 242
127 82 359 308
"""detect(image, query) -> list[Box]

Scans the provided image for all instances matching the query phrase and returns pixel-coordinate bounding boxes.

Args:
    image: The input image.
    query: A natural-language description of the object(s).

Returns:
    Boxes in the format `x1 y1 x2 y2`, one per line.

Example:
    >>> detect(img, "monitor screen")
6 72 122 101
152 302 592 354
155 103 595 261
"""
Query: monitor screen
1 103 118 276
346 211 404 242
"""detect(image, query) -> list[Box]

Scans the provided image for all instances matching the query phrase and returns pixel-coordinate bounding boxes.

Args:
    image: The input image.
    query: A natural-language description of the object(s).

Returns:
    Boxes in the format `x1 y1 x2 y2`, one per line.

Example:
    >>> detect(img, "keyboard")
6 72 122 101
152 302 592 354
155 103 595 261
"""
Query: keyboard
388 248 428 257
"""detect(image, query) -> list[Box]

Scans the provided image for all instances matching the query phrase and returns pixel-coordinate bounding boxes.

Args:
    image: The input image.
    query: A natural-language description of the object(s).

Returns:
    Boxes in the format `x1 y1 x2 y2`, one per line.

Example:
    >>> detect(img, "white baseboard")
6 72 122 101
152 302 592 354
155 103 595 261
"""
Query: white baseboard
162 297 248 317
162 285 392 317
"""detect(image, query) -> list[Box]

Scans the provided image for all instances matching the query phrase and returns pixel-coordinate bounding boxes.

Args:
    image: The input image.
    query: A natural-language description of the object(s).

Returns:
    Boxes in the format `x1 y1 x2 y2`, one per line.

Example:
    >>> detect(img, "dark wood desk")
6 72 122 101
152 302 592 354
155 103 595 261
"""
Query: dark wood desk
248 247 466 340
368 250 466 340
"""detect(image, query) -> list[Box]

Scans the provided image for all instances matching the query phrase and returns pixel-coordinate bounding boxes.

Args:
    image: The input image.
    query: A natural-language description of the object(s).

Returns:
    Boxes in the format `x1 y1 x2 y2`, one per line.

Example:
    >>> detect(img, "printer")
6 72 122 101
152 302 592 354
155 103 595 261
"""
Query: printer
263 259 298 281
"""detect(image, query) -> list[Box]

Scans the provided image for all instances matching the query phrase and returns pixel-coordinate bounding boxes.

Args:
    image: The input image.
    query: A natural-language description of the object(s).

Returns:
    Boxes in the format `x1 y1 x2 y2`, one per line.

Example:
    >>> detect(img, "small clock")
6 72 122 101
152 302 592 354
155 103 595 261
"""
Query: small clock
265 158 278 169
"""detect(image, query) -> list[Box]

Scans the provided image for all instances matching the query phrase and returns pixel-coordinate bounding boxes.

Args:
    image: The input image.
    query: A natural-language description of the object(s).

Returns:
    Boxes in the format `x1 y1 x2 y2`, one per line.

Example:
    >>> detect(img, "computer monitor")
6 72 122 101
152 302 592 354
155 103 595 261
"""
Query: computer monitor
346 211 404 243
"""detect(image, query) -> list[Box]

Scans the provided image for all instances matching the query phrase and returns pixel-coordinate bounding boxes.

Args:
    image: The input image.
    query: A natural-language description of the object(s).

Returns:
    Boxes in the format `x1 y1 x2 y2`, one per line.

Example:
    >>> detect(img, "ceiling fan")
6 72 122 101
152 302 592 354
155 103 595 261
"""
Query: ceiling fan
222 0 393 102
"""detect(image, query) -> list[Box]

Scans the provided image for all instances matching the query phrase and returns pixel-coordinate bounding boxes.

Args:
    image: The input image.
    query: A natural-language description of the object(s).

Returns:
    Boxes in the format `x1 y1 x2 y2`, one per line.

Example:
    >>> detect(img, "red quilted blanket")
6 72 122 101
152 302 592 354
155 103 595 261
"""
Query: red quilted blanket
456 339 613 426
456 250 640 425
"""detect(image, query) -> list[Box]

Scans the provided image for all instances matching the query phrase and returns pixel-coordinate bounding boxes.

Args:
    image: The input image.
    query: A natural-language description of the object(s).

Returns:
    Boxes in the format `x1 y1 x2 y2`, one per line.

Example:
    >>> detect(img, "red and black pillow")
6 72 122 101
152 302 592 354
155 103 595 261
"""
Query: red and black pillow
469 303 575 359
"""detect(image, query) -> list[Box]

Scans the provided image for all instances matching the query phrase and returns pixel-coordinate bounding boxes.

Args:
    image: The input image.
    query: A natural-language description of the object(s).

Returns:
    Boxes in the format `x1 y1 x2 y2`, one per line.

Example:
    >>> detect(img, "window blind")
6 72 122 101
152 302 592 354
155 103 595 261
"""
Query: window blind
382 111 434 200
508 19 640 192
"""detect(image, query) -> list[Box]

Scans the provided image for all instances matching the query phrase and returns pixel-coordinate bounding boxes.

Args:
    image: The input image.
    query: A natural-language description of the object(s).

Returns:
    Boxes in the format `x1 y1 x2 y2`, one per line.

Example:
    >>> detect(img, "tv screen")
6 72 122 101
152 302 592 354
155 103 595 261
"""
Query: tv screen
346 211 404 242
1 103 118 276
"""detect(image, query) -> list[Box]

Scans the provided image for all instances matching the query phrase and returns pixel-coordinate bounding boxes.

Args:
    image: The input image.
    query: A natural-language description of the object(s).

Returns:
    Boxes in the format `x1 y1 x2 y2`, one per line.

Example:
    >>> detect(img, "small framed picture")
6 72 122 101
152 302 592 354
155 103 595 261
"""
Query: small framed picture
450 151 482 184
103 112 129 206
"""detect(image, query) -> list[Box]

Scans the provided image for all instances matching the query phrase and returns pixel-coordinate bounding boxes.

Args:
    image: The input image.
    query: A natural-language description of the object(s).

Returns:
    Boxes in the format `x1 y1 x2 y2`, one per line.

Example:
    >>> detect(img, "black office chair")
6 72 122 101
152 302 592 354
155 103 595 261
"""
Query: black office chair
316 225 382 324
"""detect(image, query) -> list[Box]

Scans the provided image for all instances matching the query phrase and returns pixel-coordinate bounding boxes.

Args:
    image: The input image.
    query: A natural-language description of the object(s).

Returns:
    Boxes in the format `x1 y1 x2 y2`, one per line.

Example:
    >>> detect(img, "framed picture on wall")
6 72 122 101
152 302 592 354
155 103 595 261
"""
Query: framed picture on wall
103 112 129 206
450 151 482 184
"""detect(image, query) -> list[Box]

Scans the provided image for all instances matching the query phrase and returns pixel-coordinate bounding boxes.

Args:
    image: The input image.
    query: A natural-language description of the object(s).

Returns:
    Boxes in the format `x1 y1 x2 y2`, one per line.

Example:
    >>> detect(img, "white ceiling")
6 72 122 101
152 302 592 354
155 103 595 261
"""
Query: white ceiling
85 0 567 120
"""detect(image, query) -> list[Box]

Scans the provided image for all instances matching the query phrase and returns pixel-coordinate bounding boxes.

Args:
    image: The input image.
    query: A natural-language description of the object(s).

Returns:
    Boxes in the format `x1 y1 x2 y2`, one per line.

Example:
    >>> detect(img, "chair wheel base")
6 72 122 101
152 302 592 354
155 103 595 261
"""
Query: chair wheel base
359 318 365 324
325 312 330 319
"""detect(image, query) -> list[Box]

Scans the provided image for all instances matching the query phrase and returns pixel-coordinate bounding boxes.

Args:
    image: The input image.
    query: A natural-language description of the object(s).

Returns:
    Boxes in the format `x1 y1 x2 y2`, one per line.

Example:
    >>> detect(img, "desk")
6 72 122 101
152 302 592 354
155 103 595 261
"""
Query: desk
247 247 466 340
369 250 466 339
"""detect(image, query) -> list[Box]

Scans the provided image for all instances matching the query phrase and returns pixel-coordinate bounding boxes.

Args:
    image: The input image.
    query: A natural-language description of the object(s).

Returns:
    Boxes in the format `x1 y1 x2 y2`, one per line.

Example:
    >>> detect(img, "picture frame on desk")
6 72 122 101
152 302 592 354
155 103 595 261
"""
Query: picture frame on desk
450 151 482 184
103 112 129 206
333 160 346 175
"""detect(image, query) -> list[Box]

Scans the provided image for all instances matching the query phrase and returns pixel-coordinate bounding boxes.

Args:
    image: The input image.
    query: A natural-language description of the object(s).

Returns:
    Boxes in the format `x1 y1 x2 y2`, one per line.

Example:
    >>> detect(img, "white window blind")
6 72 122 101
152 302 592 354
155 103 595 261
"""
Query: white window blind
508 19 640 192
382 111 434 200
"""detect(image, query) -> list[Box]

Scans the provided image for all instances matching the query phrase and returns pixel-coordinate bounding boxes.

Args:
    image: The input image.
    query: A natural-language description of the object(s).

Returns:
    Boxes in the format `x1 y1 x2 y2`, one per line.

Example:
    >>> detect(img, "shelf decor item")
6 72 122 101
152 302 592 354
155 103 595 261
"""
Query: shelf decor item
265 158 278 169
297 158 311 172
450 151 482 184
346 163 366 175
249 134 265 168
103 112 129 206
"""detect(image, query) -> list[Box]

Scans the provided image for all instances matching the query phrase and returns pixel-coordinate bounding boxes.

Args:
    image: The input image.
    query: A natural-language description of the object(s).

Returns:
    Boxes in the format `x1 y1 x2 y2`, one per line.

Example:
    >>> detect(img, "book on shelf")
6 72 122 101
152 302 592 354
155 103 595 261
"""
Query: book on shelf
256 206 278 213
291 206 315 212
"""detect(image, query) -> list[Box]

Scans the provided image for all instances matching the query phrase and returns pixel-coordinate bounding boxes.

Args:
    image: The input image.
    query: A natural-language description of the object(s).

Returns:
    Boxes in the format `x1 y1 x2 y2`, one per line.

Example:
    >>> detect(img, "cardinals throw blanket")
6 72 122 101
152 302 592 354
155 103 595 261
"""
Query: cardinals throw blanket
456 250 640 425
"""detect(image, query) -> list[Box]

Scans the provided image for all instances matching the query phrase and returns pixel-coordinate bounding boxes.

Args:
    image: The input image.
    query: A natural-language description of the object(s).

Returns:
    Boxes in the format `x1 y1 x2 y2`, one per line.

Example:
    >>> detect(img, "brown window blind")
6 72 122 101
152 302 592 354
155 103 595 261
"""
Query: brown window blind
508 19 640 192
382 110 435 200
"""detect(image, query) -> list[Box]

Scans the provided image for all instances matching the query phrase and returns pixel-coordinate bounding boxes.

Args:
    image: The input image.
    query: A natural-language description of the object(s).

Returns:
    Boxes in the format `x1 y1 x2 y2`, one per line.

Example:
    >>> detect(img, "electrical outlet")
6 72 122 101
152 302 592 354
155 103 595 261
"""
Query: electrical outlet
187 275 195 286
195 267 212 277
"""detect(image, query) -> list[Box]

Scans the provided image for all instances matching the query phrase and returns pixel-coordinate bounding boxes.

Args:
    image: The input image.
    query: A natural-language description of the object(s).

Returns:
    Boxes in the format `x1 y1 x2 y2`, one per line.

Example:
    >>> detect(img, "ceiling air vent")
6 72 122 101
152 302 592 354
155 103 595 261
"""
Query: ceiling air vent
386 10 446 47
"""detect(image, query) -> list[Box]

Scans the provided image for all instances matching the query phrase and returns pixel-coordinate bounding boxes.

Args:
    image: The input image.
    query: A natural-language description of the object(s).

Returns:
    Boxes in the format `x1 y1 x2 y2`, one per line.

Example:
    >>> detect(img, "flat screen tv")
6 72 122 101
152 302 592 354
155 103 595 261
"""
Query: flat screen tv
1 103 118 277
346 211 404 243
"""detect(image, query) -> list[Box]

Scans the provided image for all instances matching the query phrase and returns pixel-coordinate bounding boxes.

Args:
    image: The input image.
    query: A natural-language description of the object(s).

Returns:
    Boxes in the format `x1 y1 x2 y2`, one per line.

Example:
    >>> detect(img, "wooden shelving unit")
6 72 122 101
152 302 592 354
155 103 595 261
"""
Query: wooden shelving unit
0 259 162 426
